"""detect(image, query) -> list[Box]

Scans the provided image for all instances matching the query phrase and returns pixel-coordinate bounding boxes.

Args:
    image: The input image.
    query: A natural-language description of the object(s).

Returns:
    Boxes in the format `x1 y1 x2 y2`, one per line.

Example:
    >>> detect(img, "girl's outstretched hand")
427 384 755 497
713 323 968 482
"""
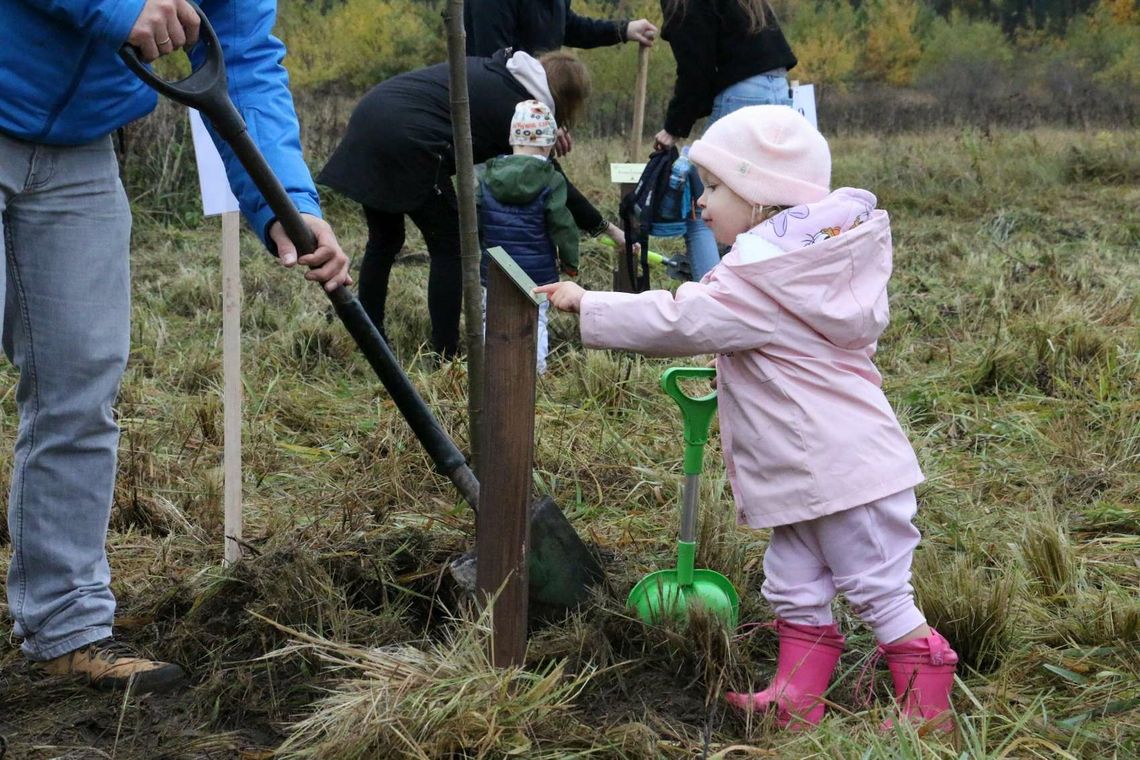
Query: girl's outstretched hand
534 282 586 313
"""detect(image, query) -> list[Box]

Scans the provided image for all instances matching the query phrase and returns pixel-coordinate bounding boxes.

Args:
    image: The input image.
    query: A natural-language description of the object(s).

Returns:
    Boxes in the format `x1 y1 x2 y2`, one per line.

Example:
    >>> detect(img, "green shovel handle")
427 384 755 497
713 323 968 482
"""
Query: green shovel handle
661 367 717 476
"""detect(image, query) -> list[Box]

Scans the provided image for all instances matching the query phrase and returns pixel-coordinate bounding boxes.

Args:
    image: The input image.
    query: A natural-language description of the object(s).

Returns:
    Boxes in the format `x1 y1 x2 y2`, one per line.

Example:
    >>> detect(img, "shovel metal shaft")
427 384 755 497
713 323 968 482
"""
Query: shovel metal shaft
680 473 700 543
677 469 699 588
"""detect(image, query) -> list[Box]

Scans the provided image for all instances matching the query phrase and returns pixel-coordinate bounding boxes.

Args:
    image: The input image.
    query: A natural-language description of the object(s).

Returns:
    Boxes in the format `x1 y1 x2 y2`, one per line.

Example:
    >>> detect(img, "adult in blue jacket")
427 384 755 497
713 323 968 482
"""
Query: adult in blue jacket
0 0 351 693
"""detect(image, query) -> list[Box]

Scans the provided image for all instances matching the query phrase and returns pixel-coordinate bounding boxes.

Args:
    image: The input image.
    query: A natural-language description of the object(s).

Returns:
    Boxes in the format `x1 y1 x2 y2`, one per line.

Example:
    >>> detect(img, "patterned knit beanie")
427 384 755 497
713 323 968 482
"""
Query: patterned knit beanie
509 100 558 148
688 105 831 207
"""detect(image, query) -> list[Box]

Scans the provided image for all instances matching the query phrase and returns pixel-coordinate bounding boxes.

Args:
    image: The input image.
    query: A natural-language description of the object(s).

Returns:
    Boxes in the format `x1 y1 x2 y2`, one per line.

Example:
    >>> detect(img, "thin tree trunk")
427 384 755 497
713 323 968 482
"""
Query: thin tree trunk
444 0 484 474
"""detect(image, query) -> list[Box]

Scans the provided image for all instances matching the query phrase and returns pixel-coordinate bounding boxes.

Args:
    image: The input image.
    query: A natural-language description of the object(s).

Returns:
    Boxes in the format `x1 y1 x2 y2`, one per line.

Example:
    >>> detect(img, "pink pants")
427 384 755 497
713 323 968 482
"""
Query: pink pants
761 488 927 644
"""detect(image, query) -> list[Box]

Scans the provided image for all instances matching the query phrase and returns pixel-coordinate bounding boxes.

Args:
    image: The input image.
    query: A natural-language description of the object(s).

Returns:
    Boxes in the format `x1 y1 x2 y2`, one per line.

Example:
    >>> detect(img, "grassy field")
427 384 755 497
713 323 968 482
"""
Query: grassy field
1 127 1138 759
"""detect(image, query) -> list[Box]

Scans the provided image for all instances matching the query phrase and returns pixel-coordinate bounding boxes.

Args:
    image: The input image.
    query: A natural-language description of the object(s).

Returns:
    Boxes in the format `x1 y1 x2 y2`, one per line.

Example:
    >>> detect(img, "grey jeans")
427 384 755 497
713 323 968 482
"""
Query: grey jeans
1 131 131 660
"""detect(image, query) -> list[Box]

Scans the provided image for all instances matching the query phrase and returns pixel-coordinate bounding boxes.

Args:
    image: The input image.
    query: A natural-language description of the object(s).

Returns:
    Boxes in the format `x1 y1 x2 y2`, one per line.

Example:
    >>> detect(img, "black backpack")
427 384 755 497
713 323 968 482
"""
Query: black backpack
618 147 692 292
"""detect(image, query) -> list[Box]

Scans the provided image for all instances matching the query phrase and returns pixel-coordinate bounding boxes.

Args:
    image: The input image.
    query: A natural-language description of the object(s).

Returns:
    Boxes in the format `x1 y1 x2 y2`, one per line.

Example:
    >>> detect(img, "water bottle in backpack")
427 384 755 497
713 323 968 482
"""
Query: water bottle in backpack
671 149 692 193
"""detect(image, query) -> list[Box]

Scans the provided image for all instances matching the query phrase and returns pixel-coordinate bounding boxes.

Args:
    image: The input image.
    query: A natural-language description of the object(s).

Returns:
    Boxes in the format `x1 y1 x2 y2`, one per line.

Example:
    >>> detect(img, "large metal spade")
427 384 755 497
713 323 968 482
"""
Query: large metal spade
118 3 603 609
628 368 739 627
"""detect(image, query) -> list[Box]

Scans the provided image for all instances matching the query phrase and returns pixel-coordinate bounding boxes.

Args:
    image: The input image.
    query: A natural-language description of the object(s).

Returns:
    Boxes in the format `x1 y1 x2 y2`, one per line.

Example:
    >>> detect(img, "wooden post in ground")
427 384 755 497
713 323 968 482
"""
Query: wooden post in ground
477 247 540 667
613 45 650 293
221 210 243 566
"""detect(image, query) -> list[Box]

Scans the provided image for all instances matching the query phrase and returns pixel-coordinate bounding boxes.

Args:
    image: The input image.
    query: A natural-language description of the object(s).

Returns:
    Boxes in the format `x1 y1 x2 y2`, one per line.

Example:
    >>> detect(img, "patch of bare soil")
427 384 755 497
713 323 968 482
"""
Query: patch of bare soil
0 527 465 759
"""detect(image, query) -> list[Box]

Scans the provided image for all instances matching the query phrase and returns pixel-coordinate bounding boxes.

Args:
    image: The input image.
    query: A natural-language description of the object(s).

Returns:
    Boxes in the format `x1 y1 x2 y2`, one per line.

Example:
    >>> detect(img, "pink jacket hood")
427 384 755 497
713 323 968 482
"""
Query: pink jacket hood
579 189 922 528
722 187 886 350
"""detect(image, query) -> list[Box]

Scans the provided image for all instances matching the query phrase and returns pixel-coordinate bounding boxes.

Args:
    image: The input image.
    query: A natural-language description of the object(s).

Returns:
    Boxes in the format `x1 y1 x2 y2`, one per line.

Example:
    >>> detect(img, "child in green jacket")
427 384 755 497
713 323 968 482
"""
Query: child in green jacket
477 100 579 373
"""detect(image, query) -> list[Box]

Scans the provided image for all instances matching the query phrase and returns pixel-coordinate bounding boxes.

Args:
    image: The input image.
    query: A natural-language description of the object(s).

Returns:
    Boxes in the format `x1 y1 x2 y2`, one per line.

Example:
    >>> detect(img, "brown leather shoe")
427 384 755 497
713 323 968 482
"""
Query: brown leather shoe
37 638 187 694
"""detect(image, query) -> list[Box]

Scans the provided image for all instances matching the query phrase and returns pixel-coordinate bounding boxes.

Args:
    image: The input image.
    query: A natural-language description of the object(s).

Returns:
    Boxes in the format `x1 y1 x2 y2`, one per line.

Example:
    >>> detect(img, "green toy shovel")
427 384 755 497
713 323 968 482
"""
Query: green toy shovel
627 368 740 628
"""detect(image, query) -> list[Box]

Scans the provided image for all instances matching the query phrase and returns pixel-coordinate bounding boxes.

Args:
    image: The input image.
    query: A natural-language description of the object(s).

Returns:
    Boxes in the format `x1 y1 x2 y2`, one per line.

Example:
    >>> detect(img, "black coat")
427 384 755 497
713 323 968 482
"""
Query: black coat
318 52 607 235
318 52 532 213
662 0 797 138
463 0 624 57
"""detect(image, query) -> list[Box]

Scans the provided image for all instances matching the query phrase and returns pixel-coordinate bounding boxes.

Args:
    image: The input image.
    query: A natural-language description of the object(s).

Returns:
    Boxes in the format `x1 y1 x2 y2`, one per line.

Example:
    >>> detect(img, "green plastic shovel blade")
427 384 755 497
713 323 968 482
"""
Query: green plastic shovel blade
627 568 740 628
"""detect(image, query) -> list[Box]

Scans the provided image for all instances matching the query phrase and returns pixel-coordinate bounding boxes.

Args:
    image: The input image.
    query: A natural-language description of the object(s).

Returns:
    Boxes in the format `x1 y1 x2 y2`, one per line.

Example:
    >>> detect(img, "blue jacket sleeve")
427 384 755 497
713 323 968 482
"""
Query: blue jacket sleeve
23 0 146 44
194 0 322 250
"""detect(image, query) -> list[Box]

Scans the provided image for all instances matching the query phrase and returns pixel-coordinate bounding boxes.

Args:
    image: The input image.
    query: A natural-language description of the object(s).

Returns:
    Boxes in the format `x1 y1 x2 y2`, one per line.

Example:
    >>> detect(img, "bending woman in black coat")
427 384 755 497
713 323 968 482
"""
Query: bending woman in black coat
319 50 595 358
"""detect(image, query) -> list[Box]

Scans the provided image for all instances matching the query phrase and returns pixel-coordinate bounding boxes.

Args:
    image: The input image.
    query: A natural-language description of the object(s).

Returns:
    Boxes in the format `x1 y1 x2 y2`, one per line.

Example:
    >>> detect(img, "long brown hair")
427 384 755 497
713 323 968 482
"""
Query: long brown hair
664 0 776 35
540 51 591 129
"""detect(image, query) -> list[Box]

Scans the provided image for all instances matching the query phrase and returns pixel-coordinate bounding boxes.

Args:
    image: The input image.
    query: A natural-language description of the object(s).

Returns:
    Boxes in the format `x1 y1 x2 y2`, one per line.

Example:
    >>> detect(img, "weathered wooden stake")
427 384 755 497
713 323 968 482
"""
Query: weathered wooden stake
477 248 541 667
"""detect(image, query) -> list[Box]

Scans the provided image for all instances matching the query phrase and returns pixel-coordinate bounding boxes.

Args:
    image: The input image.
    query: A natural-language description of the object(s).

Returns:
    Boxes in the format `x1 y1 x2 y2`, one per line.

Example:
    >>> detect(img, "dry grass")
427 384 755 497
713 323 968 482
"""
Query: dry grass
268 608 618 759
0 127 1138 758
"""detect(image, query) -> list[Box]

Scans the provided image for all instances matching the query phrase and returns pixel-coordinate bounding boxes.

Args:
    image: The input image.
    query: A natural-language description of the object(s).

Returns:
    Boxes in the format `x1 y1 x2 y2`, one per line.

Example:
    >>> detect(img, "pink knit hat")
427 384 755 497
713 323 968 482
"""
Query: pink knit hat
509 99 557 148
688 105 831 207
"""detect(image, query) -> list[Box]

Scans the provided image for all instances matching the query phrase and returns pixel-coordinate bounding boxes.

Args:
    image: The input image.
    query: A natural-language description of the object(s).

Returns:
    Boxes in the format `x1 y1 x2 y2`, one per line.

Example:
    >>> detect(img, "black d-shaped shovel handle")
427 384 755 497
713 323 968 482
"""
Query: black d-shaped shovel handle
120 2 479 507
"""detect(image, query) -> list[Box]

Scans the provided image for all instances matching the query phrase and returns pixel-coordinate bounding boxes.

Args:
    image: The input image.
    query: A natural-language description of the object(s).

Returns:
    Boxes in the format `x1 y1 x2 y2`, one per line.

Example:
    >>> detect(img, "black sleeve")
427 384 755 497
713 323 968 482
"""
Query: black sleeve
551 159 608 235
465 0 524 57
563 0 625 49
661 3 718 138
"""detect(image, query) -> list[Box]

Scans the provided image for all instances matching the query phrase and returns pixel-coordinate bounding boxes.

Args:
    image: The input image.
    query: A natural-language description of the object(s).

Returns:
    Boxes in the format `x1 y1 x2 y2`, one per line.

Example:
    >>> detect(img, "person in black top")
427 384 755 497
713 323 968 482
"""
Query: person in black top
653 0 798 281
464 0 657 58
318 50 592 359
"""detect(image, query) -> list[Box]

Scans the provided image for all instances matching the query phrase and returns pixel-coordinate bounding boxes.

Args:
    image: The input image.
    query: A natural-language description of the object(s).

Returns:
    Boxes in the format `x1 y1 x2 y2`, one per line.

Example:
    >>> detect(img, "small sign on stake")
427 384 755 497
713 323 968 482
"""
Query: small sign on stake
609 162 647 184
189 109 240 215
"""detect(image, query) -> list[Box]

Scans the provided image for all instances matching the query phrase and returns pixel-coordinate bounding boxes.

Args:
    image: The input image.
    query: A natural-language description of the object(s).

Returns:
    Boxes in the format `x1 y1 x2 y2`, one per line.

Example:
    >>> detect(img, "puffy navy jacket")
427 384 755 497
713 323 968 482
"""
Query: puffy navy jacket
479 183 558 287
0 0 321 246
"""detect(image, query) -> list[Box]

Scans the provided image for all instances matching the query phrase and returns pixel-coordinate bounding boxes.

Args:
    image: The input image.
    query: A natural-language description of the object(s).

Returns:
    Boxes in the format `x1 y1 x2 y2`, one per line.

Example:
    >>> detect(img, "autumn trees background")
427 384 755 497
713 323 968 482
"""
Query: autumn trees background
273 0 1139 135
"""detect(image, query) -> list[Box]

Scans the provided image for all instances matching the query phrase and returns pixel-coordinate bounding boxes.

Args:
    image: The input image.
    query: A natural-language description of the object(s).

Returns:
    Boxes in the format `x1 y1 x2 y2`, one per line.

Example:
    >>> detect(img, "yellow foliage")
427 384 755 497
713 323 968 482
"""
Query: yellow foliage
784 1 863 89
1101 0 1139 25
277 0 445 90
862 0 923 86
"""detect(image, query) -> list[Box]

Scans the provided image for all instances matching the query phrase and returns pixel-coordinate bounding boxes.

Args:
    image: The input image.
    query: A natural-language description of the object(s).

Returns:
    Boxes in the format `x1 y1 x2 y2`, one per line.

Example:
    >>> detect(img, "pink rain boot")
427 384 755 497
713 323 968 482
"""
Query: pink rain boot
880 628 958 731
726 620 845 728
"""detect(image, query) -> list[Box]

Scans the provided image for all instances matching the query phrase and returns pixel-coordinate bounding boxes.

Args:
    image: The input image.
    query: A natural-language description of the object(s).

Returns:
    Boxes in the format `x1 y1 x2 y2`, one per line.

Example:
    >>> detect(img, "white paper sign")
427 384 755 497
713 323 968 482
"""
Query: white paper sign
609 162 647 184
189 109 240 216
792 83 818 130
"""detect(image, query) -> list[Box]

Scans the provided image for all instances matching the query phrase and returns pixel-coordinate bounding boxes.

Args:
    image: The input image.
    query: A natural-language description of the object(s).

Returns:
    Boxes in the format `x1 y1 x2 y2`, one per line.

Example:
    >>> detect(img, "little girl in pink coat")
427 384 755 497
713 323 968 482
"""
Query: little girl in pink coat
536 106 958 730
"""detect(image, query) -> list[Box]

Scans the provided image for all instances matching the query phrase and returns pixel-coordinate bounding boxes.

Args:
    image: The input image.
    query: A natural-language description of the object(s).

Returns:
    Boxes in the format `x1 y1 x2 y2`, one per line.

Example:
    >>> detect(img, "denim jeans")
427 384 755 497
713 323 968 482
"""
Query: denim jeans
1 132 130 660
686 70 794 281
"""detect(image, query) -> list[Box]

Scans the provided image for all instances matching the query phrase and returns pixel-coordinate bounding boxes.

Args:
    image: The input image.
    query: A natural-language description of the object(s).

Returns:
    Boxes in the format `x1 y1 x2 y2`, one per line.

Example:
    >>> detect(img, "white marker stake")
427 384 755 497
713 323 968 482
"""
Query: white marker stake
220 210 242 566
189 109 243 565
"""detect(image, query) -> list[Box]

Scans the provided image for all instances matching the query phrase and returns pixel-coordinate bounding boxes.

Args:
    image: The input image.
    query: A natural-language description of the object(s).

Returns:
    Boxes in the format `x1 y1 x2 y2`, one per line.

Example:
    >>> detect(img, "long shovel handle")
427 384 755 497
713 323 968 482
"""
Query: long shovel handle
661 367 717 567
119 2 479 508
629 45 650 160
